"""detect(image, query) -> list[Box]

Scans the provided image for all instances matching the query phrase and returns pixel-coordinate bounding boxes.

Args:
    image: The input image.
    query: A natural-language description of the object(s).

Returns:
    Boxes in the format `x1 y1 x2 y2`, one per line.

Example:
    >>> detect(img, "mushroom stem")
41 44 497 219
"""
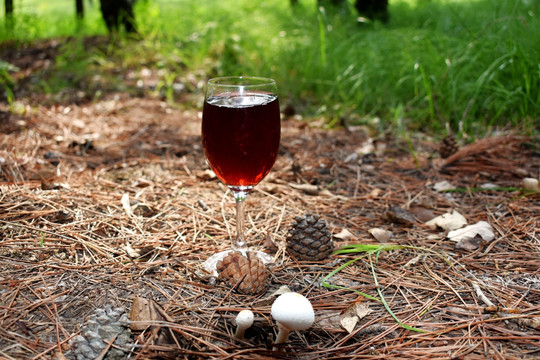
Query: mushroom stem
273 322 291 350
234 326 247 339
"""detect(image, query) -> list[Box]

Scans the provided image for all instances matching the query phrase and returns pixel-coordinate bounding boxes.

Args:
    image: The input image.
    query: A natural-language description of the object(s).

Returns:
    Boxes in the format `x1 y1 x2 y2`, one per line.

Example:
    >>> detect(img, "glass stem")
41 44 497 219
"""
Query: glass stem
232 189 249 251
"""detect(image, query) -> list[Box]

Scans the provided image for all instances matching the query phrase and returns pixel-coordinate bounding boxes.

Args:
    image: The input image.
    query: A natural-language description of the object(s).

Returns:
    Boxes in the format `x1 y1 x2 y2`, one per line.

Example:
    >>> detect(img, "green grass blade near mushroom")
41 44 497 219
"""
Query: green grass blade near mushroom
323 243 451 333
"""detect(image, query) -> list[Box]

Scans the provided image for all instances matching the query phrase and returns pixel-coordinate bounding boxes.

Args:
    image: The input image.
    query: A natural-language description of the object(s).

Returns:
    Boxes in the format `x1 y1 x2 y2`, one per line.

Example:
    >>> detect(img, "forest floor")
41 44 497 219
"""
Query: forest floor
1 39 539 359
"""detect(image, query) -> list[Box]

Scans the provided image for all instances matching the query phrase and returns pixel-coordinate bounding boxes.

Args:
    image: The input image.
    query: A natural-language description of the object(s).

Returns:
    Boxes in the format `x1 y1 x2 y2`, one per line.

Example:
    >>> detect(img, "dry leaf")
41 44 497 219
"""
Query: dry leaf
368 228 392 242
41 181 66 190
263 233 278 254
340 314 358 333
344 152 358 163
448 221 495 251
289 183 319 195
129 296 153 331
340 303 373 333
432 180 454 192
426 210 467 231
409 205 436 222
129 296 173 328
353 303 373 318
448 221 494 242
124 243 140 258
334 228 355 241
454 236 485 251
368 188 382 198
132 178 153 188
132 201 155 217
384 206 416 225
195 169 216 180
355 138 375 155
129 296 176 345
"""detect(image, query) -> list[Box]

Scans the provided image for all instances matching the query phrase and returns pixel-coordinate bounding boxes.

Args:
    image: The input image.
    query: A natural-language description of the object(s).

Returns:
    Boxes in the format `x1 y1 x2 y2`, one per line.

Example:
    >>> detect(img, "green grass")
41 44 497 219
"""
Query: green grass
0 0 104 38
1 0 539 138
322 243 450 332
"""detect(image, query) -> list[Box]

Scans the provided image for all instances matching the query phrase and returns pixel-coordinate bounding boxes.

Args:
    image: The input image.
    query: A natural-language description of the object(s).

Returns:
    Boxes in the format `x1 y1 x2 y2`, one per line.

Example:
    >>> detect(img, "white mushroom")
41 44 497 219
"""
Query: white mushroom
522 177 539 192
270 292 314 349
234 310 254 339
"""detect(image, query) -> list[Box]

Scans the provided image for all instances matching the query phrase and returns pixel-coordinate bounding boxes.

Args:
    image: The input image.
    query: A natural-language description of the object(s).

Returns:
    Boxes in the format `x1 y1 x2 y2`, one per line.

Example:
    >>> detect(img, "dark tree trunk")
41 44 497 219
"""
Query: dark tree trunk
318 0 347 6
99 0 137 34
75 0 84 20
5 0 12 14
5 0 13 30
355 0 389 22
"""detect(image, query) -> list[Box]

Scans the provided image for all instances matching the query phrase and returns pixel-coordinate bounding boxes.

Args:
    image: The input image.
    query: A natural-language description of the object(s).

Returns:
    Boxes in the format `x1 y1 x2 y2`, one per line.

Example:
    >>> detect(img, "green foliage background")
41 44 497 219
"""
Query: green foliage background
1 0 539 137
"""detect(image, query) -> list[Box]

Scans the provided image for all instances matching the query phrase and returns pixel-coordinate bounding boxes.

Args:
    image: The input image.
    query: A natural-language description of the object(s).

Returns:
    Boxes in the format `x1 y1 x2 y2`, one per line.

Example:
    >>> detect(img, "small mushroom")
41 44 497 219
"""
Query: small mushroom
522 177 539 192
234 310 254 339
270 292 314 349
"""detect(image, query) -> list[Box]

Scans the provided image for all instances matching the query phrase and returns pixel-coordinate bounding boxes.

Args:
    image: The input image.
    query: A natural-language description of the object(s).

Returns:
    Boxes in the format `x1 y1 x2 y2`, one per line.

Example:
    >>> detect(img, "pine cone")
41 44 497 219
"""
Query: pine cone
217 251 269 295
287 212 334 261
439 135 458 159
69 305 132 360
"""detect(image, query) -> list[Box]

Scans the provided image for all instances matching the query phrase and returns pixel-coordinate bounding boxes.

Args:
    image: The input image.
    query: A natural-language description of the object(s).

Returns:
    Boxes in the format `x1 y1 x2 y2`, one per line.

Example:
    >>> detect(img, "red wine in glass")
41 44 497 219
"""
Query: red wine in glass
201 77 280 276
202 93 280 191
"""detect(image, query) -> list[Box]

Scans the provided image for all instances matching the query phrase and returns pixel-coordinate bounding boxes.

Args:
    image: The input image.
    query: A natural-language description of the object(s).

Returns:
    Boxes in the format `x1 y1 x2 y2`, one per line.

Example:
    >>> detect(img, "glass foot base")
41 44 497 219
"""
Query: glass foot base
201 249 274 278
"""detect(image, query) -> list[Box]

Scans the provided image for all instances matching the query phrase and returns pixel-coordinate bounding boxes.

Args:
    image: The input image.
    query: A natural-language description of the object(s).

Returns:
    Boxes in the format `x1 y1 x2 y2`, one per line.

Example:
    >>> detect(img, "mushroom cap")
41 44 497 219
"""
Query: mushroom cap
235 309 254 328
271 292 314 331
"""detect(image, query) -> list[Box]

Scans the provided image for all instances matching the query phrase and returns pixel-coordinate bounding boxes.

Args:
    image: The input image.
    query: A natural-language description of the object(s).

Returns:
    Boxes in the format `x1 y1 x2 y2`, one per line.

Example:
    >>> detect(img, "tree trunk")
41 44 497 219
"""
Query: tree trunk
76 0 84 20
355 0 389 22
5 0 13 30
5 0 12 15
99 0 138 34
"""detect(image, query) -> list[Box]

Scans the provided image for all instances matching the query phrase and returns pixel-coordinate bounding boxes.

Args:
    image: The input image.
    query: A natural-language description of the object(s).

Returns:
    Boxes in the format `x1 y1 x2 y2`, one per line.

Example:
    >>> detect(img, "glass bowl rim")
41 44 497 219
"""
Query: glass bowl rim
207 76 276 88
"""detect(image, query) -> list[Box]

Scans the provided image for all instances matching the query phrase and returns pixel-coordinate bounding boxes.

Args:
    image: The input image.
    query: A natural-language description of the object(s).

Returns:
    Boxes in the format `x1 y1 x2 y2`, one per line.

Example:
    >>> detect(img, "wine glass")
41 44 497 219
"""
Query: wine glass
201 76 281 276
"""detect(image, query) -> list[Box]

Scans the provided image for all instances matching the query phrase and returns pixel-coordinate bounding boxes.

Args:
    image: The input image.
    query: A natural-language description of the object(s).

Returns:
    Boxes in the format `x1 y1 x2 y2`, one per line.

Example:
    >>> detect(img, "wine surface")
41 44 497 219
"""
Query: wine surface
202 93 280 188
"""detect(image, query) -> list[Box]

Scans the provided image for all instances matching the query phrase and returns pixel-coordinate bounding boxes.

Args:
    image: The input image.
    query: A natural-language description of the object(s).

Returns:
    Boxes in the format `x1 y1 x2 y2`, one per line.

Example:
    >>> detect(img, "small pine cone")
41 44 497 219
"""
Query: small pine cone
69 305 132 360
287 212 334 261
217 251 269 295
439 135 458 159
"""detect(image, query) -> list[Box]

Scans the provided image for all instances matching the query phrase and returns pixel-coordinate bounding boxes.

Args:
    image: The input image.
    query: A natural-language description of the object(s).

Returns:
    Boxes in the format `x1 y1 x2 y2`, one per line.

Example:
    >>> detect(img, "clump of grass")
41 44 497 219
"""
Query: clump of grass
0 60 16 106
0 0 104 39
1 0 538 138
275 0 540 137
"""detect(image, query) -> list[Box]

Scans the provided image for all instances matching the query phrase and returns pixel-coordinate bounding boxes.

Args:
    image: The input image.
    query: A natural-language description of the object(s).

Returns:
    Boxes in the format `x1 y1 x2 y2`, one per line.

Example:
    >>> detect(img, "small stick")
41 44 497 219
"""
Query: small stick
472 282 494 307
95 334 118 360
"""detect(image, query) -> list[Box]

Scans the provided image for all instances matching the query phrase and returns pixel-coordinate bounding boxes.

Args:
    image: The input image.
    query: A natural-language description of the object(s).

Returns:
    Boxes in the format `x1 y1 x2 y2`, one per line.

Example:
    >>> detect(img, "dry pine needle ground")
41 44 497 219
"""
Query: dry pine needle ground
0 94 539 359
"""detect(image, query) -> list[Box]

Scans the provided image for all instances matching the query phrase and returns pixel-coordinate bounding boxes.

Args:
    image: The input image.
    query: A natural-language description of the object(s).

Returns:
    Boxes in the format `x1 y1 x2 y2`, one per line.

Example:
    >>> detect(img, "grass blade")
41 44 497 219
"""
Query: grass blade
368 255 426 333
325 243 449 333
